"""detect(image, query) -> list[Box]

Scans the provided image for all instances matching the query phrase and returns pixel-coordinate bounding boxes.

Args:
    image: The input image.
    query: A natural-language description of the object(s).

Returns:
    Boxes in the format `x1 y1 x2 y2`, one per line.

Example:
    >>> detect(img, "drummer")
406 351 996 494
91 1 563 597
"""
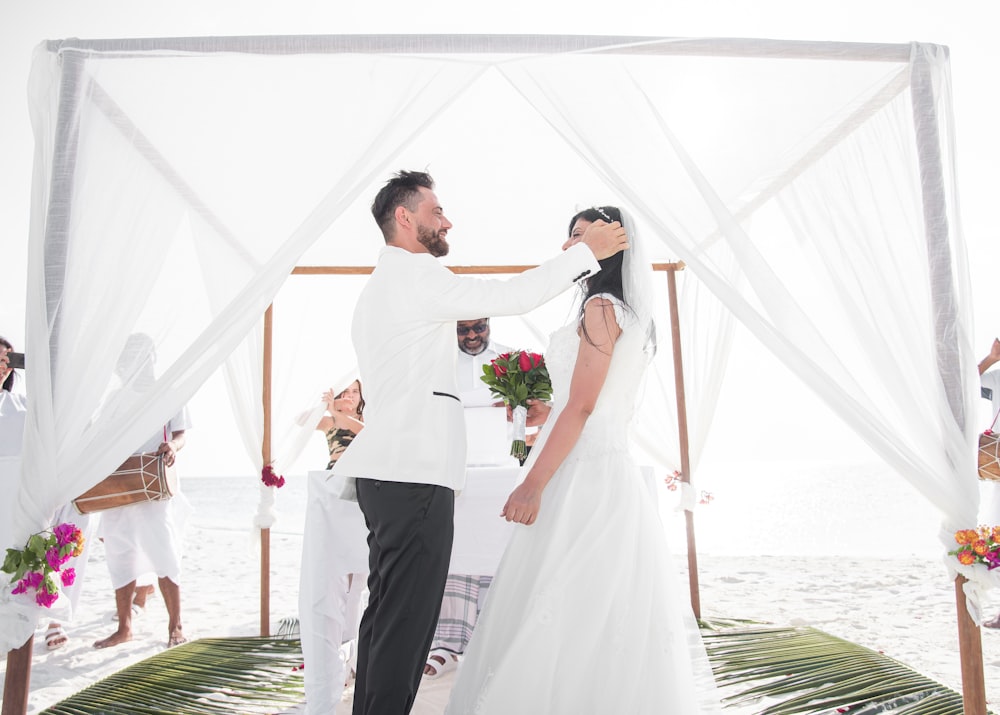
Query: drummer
93 334 193 649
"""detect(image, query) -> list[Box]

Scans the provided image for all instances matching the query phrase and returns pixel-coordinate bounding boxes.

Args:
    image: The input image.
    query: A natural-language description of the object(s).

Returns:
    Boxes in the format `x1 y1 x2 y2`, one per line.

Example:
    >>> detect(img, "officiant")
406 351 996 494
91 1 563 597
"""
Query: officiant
423 317 512 679
455 318 510 407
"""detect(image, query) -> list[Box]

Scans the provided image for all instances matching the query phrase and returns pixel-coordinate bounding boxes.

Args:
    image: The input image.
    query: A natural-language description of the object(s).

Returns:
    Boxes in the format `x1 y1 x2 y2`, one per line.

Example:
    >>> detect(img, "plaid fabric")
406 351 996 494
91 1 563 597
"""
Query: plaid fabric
430 574 493 654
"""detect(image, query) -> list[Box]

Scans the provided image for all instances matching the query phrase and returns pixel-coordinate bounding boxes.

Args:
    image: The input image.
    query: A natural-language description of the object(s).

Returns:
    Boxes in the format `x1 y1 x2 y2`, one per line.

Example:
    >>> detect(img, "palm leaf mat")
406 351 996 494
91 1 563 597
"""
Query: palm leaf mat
702 618 975 714
41 620 979 714
40 637 305 714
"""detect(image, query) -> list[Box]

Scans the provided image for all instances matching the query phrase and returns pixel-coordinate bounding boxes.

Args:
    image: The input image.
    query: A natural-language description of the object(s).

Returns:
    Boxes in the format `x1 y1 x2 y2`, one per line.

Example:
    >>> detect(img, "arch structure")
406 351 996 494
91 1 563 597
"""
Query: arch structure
3 35 982 656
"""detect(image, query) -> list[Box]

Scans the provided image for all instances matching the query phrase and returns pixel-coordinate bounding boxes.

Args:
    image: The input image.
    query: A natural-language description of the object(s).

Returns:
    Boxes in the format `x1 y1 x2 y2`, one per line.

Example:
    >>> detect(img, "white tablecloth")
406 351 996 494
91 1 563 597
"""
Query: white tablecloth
301 467 521 578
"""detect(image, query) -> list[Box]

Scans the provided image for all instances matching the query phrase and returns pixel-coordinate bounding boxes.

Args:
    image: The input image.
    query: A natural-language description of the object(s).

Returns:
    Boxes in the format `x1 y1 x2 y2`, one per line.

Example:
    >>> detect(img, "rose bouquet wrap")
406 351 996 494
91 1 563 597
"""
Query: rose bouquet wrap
480 350 552 461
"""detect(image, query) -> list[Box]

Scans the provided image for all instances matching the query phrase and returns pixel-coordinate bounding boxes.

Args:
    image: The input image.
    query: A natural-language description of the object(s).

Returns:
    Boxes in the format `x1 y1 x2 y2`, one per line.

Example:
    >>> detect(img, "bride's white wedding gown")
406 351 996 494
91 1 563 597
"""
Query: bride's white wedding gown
445 298 721 714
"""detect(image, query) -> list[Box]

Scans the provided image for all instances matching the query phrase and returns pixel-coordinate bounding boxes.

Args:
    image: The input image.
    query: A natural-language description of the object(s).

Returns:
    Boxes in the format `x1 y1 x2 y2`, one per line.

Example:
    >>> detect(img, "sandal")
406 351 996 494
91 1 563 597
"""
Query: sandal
112 602 145 621
423 648 458 679
45 624 69 651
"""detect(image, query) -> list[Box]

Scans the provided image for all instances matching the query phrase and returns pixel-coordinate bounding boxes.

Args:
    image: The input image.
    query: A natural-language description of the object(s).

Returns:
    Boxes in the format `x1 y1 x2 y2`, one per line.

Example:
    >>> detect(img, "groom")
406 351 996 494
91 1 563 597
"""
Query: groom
331 170 627 714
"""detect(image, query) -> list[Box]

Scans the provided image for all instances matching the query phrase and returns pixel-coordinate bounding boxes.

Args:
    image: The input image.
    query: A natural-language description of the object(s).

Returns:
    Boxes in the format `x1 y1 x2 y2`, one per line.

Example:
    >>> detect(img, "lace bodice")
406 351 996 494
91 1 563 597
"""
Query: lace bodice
542 296 652 454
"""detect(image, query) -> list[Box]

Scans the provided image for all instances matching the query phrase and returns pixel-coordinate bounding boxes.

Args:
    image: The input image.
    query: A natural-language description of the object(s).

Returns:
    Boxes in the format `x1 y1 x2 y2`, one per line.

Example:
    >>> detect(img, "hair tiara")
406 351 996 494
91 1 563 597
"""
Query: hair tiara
593 206 612 222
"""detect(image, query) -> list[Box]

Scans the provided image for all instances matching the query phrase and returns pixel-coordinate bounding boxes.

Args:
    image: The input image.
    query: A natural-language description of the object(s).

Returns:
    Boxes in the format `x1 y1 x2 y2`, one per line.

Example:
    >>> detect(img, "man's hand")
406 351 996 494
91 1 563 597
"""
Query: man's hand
157 440 178 467
581 219 628 260
525 398 551 427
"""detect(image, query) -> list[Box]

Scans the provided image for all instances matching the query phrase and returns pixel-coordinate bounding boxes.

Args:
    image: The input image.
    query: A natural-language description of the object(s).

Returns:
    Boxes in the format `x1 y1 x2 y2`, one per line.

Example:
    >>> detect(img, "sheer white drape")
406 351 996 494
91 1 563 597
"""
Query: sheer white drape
4 36 977 649
4 43 492 650
499 42 976 535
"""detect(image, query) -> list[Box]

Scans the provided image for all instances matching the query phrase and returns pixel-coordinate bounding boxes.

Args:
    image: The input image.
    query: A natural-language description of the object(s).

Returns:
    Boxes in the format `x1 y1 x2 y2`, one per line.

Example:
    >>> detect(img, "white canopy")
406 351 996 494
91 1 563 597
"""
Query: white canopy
2 35 979 649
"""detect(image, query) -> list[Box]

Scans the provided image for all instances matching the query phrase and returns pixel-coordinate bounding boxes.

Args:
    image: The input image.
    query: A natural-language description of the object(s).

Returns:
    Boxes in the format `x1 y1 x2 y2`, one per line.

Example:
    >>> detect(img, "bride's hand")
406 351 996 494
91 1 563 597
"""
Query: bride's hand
501 481 542 525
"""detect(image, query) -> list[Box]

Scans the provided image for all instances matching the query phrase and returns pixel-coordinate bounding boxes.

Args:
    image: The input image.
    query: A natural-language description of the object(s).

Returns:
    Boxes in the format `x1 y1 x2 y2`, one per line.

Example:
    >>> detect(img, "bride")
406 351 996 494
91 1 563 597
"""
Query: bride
445 207 722 714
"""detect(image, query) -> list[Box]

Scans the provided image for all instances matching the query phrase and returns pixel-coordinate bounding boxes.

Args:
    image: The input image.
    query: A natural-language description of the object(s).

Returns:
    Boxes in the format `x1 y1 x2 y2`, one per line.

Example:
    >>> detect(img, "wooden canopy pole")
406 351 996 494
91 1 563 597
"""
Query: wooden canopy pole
909 50 987 714
955 575 987 712
260 304 274 637
664 262 700 618
1 637 32 715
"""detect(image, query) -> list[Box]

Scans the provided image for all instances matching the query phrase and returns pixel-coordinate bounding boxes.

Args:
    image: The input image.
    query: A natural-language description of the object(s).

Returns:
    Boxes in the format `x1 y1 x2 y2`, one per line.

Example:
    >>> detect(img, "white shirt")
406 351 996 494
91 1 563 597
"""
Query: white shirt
0 390 27 458
982 370 1000 431
456 340 512 407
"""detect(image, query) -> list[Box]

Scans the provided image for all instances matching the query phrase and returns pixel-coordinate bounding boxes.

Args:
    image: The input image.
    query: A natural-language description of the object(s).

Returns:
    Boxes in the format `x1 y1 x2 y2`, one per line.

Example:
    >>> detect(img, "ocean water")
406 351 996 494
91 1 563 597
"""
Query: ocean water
180 457 947 558
181 473 310 535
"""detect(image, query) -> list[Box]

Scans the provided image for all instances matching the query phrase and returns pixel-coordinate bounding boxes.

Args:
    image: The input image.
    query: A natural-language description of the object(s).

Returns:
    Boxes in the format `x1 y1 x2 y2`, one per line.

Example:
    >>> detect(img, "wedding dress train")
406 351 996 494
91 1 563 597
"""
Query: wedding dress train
445 300 721 714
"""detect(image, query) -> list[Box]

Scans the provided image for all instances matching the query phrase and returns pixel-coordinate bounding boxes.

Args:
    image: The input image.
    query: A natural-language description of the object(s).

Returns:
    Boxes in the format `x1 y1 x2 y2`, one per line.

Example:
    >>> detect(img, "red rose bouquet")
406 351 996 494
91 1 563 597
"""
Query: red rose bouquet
2 522 85 608
480 350 552 461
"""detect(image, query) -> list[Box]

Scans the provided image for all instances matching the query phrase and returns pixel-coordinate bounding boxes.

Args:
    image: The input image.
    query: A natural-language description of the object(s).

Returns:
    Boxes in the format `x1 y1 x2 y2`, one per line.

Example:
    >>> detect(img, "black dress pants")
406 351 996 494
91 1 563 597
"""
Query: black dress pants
352 479 454 715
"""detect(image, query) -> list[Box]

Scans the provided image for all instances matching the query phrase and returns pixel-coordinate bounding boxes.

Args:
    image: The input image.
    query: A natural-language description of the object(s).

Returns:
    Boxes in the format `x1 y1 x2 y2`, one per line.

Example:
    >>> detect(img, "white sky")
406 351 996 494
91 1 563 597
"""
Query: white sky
0 1 996 478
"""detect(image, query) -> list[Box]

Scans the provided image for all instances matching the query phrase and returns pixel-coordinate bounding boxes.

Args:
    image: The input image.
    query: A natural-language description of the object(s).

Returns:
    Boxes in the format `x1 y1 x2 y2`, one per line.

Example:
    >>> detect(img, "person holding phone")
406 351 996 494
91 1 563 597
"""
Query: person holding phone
1 335 94 650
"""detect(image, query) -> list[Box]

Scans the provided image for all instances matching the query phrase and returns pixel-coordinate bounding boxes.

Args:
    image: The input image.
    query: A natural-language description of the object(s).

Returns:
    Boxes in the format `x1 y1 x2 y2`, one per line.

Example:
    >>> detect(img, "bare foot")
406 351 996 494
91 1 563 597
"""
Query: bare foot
168 626 187 647
94 629 132 649
983 614 1000 629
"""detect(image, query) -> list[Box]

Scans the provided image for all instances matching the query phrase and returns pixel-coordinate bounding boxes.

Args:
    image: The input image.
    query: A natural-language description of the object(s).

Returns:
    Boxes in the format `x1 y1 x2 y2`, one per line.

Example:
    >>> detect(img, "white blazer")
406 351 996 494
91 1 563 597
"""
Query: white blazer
332 243 599 496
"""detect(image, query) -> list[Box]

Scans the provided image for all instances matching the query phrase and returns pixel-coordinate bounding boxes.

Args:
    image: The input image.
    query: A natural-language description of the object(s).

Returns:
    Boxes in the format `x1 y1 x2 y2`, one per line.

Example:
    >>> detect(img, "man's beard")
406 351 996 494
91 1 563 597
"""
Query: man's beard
459 339 487 356
417 224 449 257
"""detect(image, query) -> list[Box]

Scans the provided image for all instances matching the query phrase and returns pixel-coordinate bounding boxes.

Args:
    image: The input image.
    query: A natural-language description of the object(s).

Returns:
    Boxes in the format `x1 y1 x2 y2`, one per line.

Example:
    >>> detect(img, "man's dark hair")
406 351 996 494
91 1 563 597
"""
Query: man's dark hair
371 170 435 241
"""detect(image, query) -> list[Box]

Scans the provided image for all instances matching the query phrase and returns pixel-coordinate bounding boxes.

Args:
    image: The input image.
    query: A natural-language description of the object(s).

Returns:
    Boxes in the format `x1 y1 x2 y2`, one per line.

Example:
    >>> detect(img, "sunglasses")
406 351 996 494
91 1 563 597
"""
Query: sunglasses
457 323 489 336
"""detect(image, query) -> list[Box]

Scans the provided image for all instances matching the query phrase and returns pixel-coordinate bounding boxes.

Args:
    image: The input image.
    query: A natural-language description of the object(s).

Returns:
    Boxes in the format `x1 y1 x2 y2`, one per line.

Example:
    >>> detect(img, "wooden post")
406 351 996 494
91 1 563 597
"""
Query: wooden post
954 575 987 714
665 264 700 619
909 50 987 711
261 304 274 637
1 635 32 715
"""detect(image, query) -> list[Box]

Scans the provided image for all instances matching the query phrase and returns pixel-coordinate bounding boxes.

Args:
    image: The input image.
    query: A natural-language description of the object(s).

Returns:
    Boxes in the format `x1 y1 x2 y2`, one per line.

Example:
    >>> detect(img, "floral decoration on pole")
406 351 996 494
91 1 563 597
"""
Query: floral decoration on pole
950 526 1000 569
2 522 84 608
261 463 286 488
480 350 552 462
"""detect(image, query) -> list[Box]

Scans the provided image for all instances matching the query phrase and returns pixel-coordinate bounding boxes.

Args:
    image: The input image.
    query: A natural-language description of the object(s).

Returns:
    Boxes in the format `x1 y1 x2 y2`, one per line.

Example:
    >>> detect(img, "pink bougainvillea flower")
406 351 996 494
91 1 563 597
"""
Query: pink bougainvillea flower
261 464 286 488
53 522 77 547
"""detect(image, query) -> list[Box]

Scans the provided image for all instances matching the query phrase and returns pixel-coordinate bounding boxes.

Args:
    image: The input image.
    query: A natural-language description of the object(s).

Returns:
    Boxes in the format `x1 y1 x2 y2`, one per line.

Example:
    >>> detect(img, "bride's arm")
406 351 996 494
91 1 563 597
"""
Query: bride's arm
501 297 622 525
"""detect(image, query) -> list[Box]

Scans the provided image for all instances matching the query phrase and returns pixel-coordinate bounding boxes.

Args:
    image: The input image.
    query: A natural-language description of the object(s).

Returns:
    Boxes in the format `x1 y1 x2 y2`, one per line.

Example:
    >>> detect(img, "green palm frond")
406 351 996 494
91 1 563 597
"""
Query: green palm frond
700 620 972 714
40 637 305 715
39 623 982 715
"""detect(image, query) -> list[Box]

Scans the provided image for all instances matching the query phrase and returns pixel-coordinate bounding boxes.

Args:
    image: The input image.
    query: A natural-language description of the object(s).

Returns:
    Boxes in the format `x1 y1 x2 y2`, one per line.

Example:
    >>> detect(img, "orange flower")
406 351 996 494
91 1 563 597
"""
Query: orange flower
957 550 976 566
72 532 85 558
973 539 990 556
955 529 976 545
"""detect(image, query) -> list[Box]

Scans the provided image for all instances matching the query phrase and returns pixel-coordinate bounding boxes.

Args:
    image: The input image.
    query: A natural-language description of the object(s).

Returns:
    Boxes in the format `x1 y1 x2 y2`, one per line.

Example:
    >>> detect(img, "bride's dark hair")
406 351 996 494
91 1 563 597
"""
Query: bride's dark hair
567 206 633 349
